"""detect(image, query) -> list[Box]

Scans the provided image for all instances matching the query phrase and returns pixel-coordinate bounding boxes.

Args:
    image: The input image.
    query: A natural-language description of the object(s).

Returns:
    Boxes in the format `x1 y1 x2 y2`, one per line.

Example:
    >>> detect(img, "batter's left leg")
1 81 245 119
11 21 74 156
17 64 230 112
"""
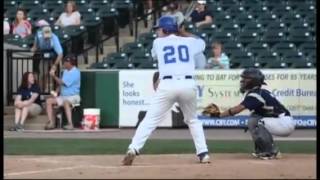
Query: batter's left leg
178 88 209 156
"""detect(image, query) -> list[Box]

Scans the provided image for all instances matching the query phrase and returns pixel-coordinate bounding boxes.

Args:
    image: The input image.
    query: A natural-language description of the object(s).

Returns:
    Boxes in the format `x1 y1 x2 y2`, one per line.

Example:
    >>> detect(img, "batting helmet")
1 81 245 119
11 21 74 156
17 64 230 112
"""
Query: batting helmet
153 16 178 33
240 68 267 93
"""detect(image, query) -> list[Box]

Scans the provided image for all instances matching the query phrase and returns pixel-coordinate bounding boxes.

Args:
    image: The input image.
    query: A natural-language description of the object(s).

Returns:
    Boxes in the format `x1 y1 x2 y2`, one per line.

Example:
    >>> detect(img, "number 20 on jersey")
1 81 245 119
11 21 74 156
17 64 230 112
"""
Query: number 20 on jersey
163 45 190 64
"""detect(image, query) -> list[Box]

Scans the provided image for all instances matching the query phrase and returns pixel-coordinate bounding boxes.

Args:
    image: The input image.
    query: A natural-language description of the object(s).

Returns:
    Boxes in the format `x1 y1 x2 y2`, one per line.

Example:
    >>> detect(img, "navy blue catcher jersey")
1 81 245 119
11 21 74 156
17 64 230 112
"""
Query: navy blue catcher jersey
240 87 291 117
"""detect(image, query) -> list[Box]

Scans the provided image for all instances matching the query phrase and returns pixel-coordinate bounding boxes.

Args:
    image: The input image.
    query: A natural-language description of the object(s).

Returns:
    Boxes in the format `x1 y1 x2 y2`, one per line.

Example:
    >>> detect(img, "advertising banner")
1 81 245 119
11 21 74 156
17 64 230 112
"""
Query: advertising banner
119 69 316 128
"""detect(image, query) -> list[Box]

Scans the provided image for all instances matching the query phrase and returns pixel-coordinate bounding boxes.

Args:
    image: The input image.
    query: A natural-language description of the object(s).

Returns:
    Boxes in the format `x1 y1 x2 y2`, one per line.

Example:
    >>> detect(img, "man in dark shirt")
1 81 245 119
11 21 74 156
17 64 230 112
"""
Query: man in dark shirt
189 0 213 27
219 68 295 160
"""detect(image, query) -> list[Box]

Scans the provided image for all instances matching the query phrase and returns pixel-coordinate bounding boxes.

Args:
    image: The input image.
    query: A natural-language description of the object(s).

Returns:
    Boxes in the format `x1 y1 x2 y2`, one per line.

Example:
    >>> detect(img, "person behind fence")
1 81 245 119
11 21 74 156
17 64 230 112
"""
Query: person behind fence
164 1 185 28
45 54 80 130
9 72 42 131
55 0 81 27
31 25 63 92
12 8 32 38
206 41 230 69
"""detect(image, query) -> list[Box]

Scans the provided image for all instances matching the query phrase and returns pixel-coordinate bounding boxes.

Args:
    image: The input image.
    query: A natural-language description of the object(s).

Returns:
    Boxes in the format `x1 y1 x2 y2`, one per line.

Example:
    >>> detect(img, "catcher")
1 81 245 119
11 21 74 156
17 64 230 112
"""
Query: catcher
202 68 295 160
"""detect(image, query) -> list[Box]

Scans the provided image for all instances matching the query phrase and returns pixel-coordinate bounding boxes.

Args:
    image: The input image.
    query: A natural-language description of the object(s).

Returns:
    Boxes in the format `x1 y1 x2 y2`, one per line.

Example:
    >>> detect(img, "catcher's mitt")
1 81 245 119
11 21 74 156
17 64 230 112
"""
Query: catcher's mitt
202 103 221 117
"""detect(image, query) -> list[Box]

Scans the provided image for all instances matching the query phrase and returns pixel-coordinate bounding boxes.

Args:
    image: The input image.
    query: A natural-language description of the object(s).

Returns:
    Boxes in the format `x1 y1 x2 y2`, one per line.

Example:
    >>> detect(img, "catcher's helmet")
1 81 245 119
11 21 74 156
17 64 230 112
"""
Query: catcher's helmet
153 16 178 33
240 68 267 93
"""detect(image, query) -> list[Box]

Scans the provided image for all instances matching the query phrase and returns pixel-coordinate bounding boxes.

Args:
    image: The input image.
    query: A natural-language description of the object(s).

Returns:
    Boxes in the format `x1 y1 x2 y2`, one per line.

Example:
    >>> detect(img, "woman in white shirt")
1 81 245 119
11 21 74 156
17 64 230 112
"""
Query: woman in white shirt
55 1 81 27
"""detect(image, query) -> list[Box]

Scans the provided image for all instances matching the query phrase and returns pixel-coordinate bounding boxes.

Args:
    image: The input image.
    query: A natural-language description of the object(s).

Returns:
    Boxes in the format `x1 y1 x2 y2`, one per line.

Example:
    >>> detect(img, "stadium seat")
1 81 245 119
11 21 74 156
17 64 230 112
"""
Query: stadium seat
96 7 119 36
104 52 129 67
286 29 313 45
113 61 134 69
78 5 96 18
229 51 255 68
90 1 110 11
19 1 42 12
137 32 157 48
42 1 64 12
121 42 145 57
27 8 50 23
265 21 287 32
197 23 219 42
137 61 158 69
130 51 153 67
282 54 311 68
209 31 234 45
82 15 103 45
242 21 264 35
236 31 260 46
227 5 246 18
214 14 233 28
220 23 241 36
89 62 109 69
256 12 279 27
256 51 285 68
112 0 134 29
298 42 316 57
270 4 293 18
223 42 244 53
271 42 297 57
261 29 286 47
4 34 23 46
234 13 255 27
280 13 303 27
62 25 87 55
247 6 270 19
246 42 270 57
294 4 316 17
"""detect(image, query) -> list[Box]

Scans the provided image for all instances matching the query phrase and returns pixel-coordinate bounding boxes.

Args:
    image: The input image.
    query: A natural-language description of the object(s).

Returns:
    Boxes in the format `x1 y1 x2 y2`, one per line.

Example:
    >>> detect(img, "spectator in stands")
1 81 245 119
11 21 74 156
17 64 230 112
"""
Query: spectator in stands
206 41 230 69
4 18 10 35
31 25 63 92
55 0 81 27
45 54 81 130
188 0 213 27
164 1 185 27
9 72 42 131
12 8 32 38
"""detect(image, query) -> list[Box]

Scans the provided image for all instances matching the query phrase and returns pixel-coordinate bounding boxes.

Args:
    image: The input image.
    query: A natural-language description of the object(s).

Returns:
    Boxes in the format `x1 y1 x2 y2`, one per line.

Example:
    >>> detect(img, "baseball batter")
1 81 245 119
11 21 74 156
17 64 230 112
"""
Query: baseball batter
122 16 210 165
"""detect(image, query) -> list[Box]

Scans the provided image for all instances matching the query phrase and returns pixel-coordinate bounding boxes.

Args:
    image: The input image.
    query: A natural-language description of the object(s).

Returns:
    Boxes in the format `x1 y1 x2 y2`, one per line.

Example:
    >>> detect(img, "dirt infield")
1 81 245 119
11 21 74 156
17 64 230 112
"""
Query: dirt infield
4 154 316 179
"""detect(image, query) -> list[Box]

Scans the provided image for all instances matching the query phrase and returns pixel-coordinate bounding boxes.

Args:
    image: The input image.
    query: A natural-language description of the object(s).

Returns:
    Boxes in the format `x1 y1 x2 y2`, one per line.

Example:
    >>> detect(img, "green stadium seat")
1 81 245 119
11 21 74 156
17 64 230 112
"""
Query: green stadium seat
223 42 244 53
271 42 297 57
130 51 153 67
246 42 270 57
261 29 286 46
96 7 119 36
227 5 246 17
298 42 316 57
247 6 270 19
236 31 260 46
121 42 145 57
294 4 315 17
230 51 255 68
89 62 109 69
214 13 233 28
197 23 218 41
220 23 241 36
90 0 110 12
265 21 287 32
282 54 311 68
113 61 134 69
209 31 234 45
27 8 50 22
137 61 158 69
270 5 293 18
82 15 103 45
242 21 264 35
234 13 255 27
137 32 157 48
256 51 285 68
280 13 303 27
256 12 279 27
42 1 64 12
286 29 313 45
19 1 42 12
104 52 129 67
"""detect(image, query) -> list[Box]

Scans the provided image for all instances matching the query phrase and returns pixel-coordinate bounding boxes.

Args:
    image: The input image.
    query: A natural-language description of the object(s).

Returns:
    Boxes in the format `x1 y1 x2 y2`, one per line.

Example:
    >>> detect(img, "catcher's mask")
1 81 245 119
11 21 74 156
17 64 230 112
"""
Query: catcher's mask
240 68 267 93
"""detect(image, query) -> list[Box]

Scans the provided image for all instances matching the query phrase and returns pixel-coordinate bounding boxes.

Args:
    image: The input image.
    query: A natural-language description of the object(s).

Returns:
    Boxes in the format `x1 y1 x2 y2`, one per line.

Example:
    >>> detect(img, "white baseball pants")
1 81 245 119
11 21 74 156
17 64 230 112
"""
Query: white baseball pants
128 78 208 155
262 114 295 137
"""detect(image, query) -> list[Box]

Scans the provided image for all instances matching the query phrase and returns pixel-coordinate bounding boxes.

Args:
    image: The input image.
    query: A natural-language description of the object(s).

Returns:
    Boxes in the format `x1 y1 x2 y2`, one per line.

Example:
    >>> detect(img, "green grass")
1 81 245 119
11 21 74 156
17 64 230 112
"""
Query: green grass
4 139 316 155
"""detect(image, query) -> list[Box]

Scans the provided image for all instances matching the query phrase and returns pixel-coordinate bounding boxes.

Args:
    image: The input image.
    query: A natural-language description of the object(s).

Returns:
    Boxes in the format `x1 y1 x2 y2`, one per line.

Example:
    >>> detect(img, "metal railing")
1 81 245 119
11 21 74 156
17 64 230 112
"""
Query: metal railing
6 49 65 105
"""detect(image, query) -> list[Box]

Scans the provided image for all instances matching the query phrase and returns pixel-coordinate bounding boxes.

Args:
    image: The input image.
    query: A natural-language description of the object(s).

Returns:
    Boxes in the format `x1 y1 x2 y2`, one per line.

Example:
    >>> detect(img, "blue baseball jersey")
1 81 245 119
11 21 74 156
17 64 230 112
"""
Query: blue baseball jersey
241 88 290 117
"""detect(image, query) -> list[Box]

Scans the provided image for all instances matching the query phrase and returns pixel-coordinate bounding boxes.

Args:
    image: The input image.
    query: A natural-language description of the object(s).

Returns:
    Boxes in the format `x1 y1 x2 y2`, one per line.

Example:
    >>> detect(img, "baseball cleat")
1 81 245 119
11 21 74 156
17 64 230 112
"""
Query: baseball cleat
198 152 211 164
122 149 137 166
